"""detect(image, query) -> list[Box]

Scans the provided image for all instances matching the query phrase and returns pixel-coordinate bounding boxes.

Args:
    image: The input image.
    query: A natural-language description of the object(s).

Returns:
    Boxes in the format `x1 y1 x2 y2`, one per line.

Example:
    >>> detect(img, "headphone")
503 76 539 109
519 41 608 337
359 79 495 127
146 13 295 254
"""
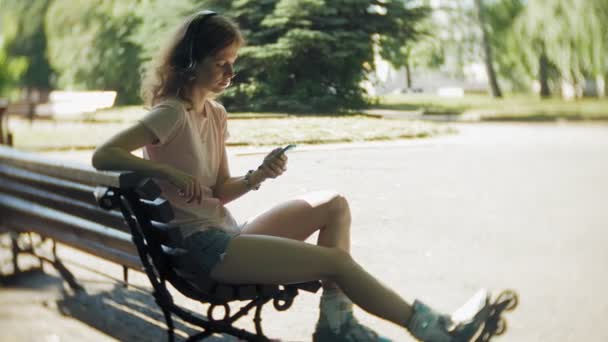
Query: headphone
183 10 218 72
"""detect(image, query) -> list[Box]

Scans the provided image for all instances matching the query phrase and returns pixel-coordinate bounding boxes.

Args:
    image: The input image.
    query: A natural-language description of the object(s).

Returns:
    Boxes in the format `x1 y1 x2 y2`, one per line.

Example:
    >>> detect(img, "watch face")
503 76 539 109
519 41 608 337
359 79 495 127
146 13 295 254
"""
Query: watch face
245 170 259 190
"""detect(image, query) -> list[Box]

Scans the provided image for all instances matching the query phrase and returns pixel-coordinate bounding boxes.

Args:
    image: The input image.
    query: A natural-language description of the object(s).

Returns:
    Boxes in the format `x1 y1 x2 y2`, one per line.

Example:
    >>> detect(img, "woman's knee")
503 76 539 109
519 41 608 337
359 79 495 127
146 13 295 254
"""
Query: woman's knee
324 192 351 221
297 190 351 220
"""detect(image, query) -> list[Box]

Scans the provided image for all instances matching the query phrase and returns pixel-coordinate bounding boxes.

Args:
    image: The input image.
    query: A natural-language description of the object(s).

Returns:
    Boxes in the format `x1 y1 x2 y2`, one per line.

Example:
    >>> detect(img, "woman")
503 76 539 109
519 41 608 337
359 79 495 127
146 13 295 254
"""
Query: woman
92 10 490 342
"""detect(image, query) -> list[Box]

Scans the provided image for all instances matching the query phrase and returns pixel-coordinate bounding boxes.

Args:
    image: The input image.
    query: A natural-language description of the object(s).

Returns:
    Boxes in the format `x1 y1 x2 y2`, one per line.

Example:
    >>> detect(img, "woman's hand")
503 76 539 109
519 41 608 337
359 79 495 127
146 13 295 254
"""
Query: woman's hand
256 147 288 181
162 165 212 204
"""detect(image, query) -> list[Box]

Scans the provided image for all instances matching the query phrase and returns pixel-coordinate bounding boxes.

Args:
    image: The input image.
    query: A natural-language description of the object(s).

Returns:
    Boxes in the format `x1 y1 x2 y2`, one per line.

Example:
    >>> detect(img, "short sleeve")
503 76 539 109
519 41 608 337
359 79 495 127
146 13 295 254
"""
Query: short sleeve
138 100 186 146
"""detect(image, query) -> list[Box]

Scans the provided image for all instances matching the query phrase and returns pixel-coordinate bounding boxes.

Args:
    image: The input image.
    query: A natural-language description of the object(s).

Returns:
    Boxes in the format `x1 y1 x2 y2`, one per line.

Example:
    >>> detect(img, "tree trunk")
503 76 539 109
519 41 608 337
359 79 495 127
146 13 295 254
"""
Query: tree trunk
539 52 551 98
474 0 502 98
405 58 412 90
570 69 582 98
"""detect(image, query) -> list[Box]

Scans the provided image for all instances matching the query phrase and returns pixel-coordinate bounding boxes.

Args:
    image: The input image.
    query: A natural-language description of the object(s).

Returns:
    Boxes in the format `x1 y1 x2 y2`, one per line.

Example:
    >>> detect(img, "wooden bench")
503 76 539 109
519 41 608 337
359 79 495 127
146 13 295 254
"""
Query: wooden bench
4 91 117 120
0 145 321 341
0 91 117 146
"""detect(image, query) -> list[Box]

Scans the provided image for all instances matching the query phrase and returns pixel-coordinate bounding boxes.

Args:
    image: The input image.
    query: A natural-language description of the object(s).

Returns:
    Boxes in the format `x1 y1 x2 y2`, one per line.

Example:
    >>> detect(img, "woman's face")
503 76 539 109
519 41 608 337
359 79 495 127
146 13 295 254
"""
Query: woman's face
195 42 239 94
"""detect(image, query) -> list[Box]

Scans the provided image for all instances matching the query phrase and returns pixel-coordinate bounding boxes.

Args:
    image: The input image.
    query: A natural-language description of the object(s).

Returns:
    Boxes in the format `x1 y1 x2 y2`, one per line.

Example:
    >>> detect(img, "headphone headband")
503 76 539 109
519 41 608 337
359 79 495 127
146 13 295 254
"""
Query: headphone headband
185 10 218 71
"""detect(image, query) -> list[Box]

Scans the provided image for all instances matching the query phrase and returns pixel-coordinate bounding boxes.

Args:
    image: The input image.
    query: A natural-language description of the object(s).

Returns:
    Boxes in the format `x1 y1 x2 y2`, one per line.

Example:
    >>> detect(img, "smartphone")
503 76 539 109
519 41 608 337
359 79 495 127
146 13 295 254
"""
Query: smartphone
280 144 297 154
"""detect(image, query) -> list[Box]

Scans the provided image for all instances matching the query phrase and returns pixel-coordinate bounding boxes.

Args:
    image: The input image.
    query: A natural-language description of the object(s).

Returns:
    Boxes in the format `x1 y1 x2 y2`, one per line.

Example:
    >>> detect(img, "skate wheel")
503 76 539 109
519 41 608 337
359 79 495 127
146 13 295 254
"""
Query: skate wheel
495 318 507 335
497 290 518 311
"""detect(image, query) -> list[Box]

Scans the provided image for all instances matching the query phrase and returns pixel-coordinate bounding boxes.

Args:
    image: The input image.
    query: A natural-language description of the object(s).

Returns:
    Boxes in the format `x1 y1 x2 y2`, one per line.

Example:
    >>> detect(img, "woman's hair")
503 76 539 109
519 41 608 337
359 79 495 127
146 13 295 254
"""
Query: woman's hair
141 11 244 108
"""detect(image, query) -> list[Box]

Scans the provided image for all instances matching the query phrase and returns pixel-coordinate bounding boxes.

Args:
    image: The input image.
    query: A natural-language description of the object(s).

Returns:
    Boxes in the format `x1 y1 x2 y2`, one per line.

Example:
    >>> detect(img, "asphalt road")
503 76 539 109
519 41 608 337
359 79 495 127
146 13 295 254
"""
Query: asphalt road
1 122 607 341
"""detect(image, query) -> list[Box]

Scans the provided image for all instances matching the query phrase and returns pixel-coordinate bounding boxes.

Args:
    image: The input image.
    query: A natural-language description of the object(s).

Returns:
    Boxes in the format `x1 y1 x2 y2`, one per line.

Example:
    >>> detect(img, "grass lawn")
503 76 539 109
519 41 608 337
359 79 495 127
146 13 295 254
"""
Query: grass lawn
13 93 604 151
9 113 453 151
377 93 608 120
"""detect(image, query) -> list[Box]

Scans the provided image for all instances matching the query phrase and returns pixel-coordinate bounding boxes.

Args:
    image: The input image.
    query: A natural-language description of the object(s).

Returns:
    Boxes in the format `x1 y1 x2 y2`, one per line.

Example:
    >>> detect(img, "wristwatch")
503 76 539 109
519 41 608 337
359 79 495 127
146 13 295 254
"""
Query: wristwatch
244 169 260 190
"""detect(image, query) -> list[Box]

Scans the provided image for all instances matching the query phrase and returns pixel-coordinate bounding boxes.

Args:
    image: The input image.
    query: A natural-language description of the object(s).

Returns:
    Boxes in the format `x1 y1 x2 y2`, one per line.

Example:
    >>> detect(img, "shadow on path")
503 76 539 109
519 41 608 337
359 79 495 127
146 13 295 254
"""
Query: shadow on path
58 283 240 341
0 267 54 289
1 269 236 341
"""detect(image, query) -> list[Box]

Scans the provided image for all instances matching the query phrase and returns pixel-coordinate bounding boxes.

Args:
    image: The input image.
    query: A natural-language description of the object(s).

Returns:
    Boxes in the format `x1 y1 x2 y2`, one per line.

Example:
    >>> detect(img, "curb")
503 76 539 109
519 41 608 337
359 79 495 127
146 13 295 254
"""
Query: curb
363 109 479 122
228 113 289 120
364 108 608 123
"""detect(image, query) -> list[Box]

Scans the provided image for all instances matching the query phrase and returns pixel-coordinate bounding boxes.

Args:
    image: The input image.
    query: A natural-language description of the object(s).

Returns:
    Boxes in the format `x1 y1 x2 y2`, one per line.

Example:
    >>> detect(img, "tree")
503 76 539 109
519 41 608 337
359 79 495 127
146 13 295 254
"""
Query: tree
133 0 206 64
474 0 502 97
214 0 281 110
45 1 143 104
1 0 54 100
514 0 608 98
378 2 432 90
406 1 482 83
567 0 607 97
221 0 428 112
485 0 531 92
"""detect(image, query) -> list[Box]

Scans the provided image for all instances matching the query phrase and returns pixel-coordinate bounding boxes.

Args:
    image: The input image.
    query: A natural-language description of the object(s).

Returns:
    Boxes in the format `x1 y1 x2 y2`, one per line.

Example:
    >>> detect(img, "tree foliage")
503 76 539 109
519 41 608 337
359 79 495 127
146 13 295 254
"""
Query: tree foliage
378 1 433 89
133 0 203 64
2 0 606 106
0 45 28 98
513 0 608 96
484 0 530 91
474 0 502 97
221 0 429 112
1 0 54 94
45 0 143 104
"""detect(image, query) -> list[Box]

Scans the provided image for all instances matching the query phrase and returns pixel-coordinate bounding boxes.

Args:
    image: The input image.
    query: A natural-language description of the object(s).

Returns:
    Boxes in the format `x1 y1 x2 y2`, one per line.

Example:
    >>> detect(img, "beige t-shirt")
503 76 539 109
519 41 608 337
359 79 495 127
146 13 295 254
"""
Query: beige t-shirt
139 98 240 237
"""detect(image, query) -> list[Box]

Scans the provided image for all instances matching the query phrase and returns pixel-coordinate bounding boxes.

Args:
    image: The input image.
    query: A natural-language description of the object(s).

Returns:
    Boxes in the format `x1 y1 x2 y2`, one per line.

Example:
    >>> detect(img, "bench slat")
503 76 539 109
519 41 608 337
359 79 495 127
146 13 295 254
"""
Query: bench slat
0 145 142 188
213 285 236 301
147 221 172 245
0 164 95 203
0 177 179 243
0 193 136 255
0 178 129 231
236 285 258 300
138 198 175 223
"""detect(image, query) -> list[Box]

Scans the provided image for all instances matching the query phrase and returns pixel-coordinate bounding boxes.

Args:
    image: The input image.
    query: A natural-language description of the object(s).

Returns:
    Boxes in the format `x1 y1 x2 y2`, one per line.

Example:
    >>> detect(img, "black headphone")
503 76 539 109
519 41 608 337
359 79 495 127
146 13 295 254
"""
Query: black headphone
183 10 218 72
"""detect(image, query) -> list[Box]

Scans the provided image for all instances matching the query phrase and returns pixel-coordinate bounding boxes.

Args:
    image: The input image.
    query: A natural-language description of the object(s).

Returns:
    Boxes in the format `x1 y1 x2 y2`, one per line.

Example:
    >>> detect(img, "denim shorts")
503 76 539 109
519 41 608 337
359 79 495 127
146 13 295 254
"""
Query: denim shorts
169 228 239 288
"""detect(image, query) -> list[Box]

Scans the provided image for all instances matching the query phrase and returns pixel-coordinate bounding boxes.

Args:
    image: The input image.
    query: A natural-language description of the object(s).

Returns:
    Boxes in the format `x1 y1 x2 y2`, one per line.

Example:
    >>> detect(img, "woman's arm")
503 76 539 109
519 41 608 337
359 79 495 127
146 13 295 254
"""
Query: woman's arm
92 122 169 178
213 146 287 205
92 122 205 204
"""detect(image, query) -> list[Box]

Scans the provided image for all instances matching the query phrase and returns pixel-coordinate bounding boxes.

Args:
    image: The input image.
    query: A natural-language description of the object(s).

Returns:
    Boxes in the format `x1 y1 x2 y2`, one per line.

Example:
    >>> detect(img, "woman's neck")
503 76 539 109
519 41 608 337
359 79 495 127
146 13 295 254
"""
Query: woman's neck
189 87 210 115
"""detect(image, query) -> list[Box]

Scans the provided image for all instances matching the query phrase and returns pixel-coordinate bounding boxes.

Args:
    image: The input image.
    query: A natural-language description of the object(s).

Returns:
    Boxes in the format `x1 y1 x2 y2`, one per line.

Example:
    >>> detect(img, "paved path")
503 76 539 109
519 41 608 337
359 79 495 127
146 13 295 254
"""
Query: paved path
2 122 608 341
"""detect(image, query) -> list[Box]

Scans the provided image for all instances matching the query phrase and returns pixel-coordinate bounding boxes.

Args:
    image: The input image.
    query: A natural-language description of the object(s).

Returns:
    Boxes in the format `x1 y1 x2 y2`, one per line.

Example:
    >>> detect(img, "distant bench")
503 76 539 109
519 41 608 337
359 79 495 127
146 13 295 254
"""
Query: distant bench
0 91 117 147
4 91 117 120
0 145 321 341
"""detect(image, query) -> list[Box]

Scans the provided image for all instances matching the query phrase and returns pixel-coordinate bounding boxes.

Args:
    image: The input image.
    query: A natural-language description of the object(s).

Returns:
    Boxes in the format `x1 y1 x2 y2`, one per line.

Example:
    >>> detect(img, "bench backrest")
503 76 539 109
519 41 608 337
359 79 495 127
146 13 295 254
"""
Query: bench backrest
0 146 149 269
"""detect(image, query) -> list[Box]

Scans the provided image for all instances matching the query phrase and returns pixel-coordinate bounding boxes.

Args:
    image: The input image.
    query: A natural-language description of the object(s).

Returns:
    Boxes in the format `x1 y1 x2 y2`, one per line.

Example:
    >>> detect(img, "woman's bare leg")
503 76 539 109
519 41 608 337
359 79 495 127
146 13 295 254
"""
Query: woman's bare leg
241 191 352 290
209 234 414 328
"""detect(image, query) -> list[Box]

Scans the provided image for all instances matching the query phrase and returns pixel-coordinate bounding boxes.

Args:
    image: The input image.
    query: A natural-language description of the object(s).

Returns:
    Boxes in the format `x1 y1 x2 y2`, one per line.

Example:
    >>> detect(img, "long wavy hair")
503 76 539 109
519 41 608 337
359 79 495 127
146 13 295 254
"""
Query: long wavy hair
141 11 244 108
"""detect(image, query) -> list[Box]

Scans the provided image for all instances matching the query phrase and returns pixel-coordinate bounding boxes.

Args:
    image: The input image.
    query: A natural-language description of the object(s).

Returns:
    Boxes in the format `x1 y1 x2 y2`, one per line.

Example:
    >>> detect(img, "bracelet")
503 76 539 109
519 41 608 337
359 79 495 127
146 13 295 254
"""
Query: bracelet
244 169 260 191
